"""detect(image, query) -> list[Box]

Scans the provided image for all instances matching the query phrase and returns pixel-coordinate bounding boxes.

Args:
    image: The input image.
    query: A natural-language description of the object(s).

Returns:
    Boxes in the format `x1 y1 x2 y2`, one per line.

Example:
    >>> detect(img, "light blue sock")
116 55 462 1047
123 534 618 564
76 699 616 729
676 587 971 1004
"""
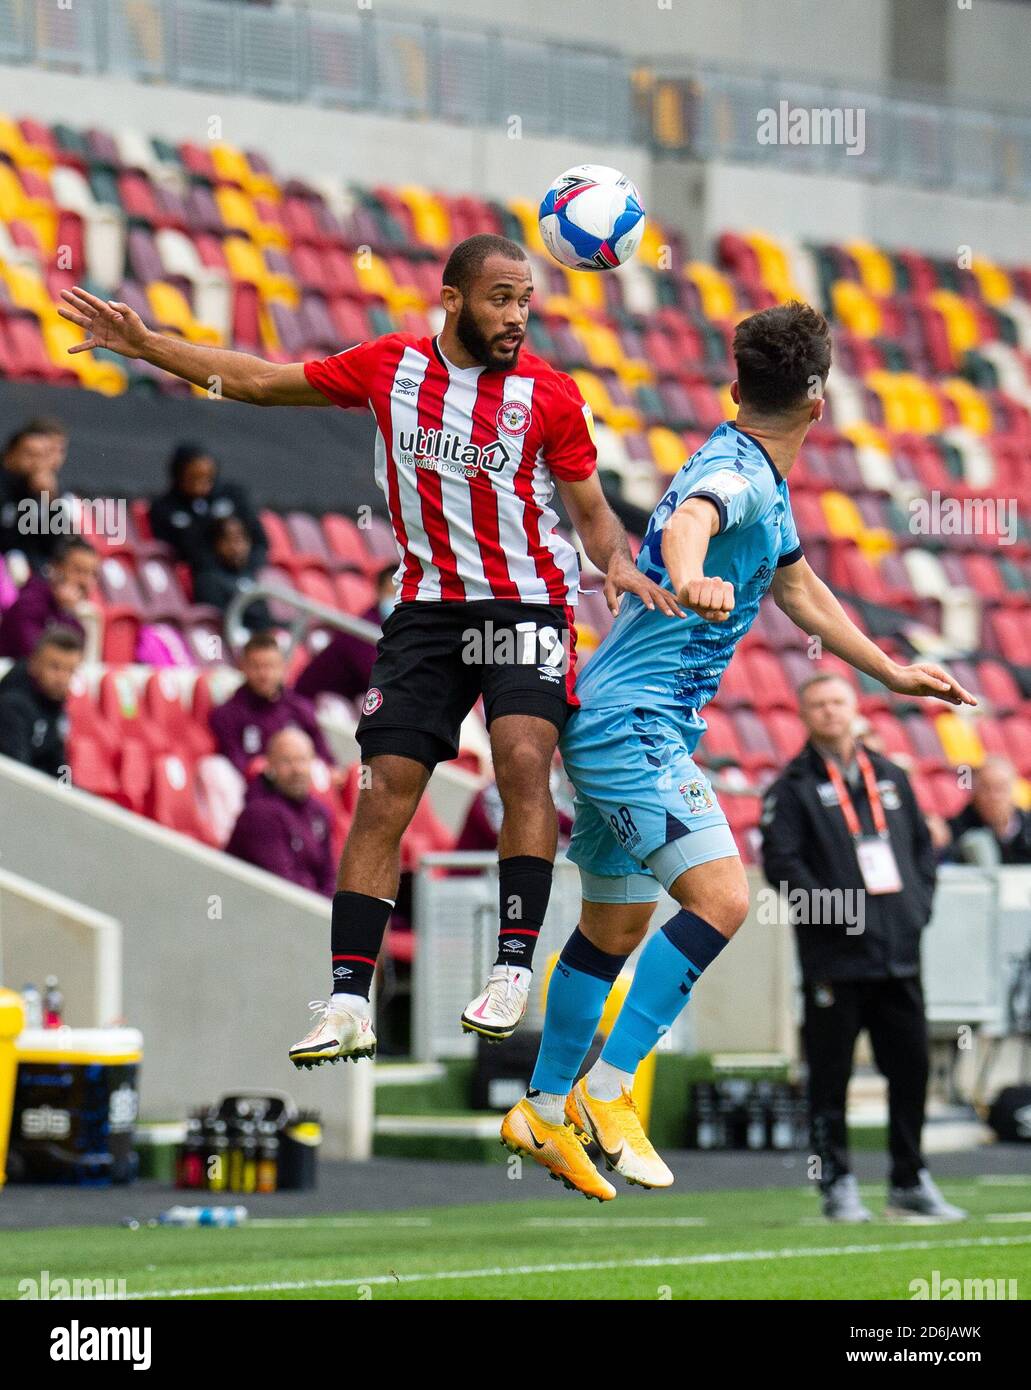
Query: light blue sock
527 927 627 1097
601 909 728 1074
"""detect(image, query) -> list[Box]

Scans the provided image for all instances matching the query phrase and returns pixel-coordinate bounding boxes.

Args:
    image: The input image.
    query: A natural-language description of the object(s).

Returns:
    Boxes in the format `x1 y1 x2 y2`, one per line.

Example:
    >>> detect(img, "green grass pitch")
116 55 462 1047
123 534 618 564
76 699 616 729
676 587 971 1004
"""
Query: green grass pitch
1 1179 1029 1300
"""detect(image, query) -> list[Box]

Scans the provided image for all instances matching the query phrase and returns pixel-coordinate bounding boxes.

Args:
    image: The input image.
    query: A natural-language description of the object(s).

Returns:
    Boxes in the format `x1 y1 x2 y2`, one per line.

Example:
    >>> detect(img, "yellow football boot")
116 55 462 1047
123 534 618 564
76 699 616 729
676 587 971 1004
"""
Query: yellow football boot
566 1079 674 1189
500 1098 616 1201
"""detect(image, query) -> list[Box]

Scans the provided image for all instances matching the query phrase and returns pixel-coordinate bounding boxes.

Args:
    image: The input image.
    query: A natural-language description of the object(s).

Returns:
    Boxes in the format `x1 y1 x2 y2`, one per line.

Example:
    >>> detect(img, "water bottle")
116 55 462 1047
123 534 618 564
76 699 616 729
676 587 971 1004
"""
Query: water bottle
43 975 64 1028
158 1205 248 1227
21 984 43 1029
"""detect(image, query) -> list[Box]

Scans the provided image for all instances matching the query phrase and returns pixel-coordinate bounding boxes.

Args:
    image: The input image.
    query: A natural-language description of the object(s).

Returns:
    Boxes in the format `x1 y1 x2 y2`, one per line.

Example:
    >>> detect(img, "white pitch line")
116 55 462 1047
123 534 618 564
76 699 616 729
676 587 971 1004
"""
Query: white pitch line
128 1233 1031 1300
984 1212 1031 1223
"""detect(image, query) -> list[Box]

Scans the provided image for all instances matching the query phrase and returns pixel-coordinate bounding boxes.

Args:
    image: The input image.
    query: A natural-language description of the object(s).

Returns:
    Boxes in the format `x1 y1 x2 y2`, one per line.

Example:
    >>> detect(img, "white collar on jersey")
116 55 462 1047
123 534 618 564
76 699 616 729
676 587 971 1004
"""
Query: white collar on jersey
433 335 485 379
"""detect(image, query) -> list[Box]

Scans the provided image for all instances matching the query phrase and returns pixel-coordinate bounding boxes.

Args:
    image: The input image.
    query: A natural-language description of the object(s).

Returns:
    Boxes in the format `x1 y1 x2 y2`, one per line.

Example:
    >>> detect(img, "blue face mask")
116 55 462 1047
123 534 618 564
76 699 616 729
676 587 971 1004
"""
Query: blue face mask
378 595 396 621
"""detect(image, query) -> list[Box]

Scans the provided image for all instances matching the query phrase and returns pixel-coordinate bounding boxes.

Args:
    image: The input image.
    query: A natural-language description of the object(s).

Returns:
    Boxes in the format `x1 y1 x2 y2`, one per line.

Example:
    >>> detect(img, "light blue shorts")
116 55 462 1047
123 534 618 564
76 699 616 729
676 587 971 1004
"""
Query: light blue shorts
560 703 738 904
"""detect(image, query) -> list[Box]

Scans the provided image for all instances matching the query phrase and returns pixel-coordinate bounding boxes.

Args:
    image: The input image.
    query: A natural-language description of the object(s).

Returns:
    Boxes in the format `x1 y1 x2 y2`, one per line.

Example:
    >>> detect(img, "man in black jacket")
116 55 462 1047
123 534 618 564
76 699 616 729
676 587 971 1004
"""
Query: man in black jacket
761 671 966 1224
946 756 1031 865
0 626 84 777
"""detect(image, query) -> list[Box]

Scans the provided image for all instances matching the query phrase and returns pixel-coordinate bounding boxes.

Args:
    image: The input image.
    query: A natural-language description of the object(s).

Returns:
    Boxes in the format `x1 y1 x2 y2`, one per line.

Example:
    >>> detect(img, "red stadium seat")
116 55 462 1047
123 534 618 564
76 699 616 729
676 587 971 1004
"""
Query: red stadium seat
146 755 219 846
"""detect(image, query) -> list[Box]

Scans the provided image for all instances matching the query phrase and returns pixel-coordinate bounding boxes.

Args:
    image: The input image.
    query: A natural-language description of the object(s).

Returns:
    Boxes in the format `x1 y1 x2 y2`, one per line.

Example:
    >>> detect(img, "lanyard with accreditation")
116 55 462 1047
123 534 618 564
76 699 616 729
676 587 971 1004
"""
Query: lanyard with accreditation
822 747 903 895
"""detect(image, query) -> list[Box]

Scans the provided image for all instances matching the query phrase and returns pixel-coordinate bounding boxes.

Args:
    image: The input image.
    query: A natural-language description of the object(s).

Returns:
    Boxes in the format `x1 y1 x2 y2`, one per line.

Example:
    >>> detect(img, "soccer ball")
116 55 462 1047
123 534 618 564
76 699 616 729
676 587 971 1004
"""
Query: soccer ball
538 165 645 272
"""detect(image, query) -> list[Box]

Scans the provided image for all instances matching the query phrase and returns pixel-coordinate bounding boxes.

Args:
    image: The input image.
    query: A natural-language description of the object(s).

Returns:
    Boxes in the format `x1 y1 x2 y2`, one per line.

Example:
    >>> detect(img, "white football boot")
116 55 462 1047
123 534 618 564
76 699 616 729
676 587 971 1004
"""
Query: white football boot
460 965 531 1042
289 999 377 1069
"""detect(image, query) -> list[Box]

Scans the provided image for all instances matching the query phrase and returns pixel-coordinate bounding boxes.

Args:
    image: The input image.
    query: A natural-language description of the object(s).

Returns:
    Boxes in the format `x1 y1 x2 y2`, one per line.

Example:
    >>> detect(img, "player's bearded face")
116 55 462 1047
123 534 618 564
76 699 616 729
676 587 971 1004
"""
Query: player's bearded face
456 297 525 370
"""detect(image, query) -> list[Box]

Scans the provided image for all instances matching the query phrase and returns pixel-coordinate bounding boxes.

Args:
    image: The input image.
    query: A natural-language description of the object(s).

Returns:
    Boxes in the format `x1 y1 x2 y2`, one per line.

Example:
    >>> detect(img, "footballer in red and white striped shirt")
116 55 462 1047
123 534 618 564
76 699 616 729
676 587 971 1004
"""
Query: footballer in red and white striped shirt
58 234 680 1069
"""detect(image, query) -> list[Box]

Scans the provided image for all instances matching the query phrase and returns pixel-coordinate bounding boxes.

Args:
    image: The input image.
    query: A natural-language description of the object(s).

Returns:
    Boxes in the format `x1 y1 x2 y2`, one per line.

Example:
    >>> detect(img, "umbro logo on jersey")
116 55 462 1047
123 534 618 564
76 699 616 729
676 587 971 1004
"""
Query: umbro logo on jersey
397 428 512 476
394 377 419 397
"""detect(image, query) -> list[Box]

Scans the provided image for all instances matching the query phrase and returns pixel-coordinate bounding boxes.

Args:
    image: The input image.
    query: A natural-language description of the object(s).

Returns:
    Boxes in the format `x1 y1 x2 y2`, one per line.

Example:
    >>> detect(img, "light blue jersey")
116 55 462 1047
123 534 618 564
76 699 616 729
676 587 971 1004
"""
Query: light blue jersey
561 421 804 898
576 420 802 723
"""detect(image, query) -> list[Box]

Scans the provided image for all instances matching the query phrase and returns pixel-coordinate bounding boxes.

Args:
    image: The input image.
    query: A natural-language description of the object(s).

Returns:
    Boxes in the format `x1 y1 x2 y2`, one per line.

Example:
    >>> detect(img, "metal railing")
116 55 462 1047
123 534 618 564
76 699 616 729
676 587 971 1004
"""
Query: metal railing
640 63 1031 198
223 578 379 663
3 0 1030 196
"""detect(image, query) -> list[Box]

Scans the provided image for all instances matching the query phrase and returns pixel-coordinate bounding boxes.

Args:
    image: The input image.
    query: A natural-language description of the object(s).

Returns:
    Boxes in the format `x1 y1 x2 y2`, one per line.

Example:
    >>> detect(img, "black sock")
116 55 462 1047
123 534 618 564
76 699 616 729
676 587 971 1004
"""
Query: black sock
495 855 553 970
331 890 393 1000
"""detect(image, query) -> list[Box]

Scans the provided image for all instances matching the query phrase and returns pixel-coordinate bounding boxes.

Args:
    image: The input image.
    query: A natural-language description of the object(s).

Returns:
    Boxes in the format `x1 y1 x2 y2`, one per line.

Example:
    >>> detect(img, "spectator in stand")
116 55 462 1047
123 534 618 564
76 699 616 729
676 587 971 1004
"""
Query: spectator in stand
149 442 267 575
192 515 273 636
295 564 395 702
0 537 97 659
0 626 84 777
0 418 74 573
210 630 335 776
946 757 1031 865
225 726 335 895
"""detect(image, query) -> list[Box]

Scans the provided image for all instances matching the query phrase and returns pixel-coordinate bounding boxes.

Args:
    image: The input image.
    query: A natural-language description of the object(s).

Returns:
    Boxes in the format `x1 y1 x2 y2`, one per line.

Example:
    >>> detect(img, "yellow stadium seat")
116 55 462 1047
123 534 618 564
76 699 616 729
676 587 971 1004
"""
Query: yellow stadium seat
397 187 451 250
209 144 279 202
222 237 298 304
820 490 866 541
43 317 126 396
0 115 53 172
717 382 735 418
970 257 1011 306
744 231 802 302
147 282 222 345
648 426 686 475
934 712 984 769
831 280 882 337
571 370 640 432
839 421 889 453
844 241 895 297
0 261 52 317
684 261 736 321
563 266 606 315
507 199 547 256
940 377 992 434
356 252 424 313
928 289 980 357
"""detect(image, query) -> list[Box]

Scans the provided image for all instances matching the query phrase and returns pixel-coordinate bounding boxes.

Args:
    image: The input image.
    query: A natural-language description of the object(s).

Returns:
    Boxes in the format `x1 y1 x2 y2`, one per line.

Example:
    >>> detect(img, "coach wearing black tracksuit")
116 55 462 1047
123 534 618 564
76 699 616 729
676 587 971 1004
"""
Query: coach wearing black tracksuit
760 671 965 1223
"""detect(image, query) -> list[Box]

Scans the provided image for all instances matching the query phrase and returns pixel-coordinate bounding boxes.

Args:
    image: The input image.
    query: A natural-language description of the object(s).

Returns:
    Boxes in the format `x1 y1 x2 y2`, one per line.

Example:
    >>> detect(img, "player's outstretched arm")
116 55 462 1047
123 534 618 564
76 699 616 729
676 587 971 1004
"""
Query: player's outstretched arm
772 557 976 706
57 286 329 407
661 497 735 622
558 475 684 617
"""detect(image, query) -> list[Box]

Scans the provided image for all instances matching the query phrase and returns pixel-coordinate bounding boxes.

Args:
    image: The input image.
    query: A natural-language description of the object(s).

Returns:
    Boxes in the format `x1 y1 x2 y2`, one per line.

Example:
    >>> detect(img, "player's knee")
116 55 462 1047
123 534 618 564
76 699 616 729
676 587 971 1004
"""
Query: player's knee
673 876 749 937
494 740 552 805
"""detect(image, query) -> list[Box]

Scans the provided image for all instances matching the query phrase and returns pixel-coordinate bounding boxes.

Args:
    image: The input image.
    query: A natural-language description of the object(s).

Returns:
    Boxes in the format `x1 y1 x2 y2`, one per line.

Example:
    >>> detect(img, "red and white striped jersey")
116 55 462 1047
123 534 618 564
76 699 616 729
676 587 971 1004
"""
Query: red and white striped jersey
303 333 597 605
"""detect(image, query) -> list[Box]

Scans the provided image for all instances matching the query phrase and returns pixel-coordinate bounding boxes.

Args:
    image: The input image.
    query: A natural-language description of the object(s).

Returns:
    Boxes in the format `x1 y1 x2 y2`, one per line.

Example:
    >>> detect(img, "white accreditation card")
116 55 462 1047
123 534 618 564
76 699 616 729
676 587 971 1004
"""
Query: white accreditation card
855 835 903 895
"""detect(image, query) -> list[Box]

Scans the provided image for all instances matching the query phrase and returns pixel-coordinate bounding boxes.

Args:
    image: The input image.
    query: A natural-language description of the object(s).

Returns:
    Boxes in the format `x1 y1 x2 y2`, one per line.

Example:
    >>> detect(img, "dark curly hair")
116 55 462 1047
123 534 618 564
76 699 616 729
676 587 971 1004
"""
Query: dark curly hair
733 301 832 415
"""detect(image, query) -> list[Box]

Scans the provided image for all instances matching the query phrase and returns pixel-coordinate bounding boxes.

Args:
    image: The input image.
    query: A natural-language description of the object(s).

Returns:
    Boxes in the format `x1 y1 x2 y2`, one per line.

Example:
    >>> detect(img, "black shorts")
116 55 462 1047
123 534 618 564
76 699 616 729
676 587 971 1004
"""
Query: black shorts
356 599 577 771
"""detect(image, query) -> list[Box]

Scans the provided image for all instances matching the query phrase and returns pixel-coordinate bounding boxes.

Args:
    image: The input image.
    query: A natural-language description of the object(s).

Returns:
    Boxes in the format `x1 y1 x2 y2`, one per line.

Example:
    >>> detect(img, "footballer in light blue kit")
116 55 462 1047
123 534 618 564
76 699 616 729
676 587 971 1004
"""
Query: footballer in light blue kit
500 302 975 1201
561 416 803 898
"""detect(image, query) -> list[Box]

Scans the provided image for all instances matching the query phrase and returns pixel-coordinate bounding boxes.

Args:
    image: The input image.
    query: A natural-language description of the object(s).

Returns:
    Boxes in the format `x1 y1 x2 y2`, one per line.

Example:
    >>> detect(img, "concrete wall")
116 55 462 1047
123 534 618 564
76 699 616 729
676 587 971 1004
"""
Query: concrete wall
0 756 372 1158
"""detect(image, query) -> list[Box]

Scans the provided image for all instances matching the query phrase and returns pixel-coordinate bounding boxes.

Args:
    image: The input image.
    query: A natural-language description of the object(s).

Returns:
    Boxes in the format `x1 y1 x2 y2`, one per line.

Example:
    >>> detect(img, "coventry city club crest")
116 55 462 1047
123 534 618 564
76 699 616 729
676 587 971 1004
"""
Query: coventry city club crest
680 779 714 814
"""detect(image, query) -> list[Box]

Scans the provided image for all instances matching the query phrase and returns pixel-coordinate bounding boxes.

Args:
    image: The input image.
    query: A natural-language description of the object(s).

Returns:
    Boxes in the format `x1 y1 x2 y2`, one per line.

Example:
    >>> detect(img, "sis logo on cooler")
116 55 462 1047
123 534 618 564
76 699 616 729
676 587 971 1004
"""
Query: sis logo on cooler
362 687 384 716
495 401 532 437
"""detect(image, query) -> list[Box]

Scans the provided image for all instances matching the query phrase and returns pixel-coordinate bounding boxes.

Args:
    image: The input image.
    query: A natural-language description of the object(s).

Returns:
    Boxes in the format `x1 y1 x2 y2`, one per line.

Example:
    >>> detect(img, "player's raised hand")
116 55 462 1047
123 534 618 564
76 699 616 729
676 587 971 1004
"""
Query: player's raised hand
603 554 685 618
888 662 977 706
677 576 735 623
58 286 150 358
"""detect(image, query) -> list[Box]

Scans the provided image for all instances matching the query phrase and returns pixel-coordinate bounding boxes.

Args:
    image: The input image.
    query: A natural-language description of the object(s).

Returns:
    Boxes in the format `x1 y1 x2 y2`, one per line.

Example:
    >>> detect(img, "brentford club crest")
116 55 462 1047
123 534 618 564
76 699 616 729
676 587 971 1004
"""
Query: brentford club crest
496 401 532 436
362 687 383 716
